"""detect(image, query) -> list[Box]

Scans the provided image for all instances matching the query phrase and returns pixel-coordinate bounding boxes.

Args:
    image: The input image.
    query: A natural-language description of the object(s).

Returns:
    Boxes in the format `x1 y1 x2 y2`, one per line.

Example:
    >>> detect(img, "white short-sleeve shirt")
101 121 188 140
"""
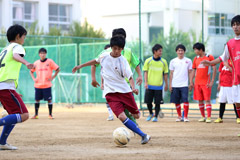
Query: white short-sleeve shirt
169 57 192 87
96 52 133 96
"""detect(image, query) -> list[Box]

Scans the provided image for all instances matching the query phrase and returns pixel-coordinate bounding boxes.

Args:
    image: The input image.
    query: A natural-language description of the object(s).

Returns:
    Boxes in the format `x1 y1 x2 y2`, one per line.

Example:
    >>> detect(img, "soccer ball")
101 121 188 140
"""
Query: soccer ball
113 127 131 146
1 110 8 118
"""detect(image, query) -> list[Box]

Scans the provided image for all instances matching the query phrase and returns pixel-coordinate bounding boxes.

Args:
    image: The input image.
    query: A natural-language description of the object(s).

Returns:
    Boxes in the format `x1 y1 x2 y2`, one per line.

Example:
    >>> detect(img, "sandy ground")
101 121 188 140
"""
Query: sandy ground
0 103 240 160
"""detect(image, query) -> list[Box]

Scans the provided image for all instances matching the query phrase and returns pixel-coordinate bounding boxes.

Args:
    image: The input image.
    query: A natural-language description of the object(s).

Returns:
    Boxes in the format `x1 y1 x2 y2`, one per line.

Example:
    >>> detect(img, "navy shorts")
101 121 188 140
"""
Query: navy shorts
170 87 189 104
144 89 163 104
35 87 52 101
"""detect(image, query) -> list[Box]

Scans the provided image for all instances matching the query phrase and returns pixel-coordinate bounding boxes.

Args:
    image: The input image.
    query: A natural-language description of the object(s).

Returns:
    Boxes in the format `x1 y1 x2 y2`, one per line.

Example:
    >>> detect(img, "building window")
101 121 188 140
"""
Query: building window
49 4 71 30
208 13 234 35
12 1 37 27
149 27 163 43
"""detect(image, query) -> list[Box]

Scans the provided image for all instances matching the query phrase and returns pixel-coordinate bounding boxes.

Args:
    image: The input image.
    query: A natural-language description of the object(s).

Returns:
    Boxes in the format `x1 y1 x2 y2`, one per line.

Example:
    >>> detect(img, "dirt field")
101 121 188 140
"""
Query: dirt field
1 104 240 160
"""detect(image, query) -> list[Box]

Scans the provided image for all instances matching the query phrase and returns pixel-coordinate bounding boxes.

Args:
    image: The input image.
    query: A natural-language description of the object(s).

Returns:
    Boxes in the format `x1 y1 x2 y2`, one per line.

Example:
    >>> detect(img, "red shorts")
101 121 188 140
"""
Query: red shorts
193 85 211 101
105 92 139 117
0 90 28 114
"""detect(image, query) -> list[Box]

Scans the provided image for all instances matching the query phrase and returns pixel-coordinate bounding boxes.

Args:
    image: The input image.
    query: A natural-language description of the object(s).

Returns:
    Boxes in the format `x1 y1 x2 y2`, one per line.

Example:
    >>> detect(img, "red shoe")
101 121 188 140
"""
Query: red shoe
31 115 39 119
49 115 54 119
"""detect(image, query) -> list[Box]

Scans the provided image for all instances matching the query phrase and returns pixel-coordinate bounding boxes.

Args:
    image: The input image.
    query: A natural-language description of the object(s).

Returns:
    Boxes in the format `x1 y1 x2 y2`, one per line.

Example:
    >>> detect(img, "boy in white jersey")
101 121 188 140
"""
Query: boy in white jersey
169 44 192 122
202 15 240 132
0 24 34 150
72 36 151 144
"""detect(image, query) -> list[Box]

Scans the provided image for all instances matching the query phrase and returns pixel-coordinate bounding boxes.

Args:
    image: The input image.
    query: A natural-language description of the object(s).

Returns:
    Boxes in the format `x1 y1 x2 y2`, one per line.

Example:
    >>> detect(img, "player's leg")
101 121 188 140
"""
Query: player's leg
181 87 189 122
106 93 150 144
124 109 137 123
232 85 240 124
194 85 205 121
144 89 154 121
202 84 212 122
235 103 240 123
233 104 240 123
0 90 29 150
106 102 114 121
47 100 54 119
215 103 225 123
219 103 225 119
152 89 163 122
215 86 226 123
171 88 182 121
43 87 54 119
205 100 212 123
32 88 42 119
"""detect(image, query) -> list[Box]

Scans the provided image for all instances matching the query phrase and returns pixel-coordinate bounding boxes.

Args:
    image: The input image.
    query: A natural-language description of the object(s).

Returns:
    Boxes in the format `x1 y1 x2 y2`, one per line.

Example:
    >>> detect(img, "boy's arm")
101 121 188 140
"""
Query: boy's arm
72 59 98 73
223 61 232 72
30 71 37 82
144 71 148 89
49 68 60 81
13 53 34 69
189 69 196 91
188 69 193 91
208 65 217 88
135 65 142 86
129 77 138 95
217 73 221 91
91 65 100 87
169 70 173 92
201 58 222 66
100 76 104 90
164 73 168 91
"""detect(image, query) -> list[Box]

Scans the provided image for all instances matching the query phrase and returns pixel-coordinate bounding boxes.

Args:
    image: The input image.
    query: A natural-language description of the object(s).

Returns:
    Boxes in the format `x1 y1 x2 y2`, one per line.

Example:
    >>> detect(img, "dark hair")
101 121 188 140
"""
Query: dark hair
152 44 163 54
176 44 186 52
39 48 47 53
231 15 240 26
104 44 111 50
6 24 27 42
193 42 205 52
110 36 125 49
112 28 126 39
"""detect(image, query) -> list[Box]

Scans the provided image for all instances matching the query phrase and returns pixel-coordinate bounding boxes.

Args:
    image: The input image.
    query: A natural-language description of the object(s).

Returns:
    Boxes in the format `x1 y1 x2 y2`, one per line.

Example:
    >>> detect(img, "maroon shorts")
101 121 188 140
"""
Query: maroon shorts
105 92 139 117
0 90 28 114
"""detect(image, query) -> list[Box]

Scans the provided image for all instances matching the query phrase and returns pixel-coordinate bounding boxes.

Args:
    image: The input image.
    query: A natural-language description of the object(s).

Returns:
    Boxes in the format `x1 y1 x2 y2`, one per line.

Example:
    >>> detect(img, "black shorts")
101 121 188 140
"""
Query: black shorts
35 87 52 101
170 87 189 104
144 89 163 104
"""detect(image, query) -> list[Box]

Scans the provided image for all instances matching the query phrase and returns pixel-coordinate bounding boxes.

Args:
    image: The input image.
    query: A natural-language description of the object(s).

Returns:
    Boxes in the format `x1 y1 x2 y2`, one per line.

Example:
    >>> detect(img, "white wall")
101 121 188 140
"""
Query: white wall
0 0 81 33
0 0 2 29
1 0 12 30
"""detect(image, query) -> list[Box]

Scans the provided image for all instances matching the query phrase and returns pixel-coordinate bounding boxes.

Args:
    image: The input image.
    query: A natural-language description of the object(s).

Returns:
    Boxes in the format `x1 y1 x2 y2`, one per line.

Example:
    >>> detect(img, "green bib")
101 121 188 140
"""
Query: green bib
0 43 23 88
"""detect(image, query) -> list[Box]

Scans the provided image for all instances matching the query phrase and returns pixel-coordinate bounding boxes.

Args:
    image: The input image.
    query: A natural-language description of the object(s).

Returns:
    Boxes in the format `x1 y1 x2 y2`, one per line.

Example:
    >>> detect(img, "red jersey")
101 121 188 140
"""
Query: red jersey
226 39 240 85
192 54 215 85
219 60 233 87
31 58 59 89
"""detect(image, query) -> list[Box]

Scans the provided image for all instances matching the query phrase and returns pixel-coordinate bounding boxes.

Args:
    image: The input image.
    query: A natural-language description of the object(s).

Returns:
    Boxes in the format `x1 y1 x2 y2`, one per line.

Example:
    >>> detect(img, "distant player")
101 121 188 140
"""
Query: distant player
30 48 60 119
201 15 240 127
169 44 192 122
91 28 142 123
143 44 168 122
214 60 239 123
0 24 34 150
190 42 216 123
72 36 151 144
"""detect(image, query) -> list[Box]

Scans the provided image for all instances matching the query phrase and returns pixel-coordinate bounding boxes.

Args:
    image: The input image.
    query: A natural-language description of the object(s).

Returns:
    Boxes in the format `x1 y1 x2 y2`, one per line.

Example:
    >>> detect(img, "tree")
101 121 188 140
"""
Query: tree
149 25 206 63
69 20 105 38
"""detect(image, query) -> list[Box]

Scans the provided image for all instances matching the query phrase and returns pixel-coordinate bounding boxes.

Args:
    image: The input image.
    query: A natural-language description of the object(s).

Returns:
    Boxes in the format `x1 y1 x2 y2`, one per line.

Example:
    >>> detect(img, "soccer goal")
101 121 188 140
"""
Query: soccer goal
54 72 89 107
